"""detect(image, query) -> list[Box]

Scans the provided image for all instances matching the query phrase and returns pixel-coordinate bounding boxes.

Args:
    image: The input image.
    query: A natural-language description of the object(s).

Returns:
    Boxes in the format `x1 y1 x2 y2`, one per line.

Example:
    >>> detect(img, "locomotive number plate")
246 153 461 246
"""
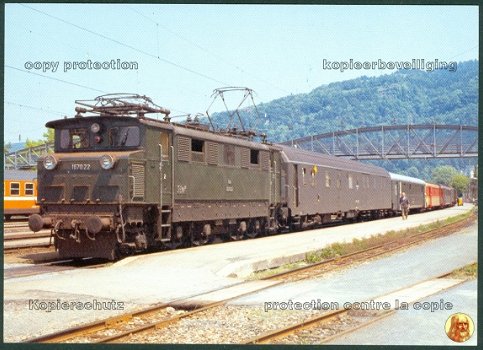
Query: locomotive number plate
71 163 91 170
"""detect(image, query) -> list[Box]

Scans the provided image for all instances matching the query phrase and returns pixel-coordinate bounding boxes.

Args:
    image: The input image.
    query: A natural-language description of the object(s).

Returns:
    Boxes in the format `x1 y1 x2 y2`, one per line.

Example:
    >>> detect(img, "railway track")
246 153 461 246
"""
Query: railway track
4 221 29 229
244 271 469 345
4 233 53 251
25 213 475 344
4 220 52 251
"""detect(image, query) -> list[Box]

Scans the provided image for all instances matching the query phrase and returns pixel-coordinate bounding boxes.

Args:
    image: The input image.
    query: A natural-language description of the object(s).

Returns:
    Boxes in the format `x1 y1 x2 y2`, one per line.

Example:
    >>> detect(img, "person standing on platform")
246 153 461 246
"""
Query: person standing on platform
400 192 410 220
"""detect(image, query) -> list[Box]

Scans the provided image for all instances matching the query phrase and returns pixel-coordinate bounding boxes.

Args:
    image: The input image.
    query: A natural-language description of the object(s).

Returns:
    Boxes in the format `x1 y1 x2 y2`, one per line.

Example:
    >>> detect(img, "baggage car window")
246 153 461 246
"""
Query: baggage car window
10 182 20 196
25 183 34 196
348 174 353 189
325 171 331 188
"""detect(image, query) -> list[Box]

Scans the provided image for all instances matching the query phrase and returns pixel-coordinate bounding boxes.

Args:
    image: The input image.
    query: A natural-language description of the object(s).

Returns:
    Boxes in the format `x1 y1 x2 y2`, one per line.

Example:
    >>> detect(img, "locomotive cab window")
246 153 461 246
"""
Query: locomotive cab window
10 182 20 196
60 128 89 149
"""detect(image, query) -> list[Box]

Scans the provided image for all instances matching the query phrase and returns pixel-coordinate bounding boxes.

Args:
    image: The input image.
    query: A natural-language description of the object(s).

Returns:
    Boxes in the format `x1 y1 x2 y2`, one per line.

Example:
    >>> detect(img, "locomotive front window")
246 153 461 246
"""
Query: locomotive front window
109 126 140 147
58 125 141 150
60 129 89 149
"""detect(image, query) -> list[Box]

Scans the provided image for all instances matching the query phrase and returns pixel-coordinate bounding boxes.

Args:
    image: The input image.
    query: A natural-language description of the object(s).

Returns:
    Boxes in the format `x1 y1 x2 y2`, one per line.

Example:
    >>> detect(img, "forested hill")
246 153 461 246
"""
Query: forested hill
245 59 477 142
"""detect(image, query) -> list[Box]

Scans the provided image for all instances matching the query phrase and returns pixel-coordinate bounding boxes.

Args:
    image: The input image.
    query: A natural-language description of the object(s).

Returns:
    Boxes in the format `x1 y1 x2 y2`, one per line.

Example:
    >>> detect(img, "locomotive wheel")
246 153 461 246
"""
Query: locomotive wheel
190 223 211 246
245 219 261 239
162 225 184 249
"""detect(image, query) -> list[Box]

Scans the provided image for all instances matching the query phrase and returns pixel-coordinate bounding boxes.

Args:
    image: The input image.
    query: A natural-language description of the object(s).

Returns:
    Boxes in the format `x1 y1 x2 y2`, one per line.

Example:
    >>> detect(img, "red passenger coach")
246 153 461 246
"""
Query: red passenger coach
425 183 442 209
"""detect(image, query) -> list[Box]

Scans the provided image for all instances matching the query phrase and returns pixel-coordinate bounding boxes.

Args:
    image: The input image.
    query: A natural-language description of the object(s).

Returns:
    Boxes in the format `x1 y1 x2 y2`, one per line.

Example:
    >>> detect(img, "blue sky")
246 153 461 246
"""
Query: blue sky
4 4 479 144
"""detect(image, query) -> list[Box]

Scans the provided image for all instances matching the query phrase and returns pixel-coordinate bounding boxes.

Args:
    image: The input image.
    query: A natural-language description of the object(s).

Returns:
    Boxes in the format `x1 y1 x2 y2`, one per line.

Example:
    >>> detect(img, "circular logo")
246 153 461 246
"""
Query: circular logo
445 313 474 343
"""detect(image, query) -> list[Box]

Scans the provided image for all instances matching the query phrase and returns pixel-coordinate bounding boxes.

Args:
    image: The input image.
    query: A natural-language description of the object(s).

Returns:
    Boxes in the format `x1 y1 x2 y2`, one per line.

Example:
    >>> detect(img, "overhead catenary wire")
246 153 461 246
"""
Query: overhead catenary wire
6 65 107 93
5 101 70 116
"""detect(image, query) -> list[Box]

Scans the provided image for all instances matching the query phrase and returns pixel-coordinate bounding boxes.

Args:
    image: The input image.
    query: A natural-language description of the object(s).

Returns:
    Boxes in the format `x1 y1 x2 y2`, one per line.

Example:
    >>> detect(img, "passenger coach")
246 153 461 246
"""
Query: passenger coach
4 169 39 220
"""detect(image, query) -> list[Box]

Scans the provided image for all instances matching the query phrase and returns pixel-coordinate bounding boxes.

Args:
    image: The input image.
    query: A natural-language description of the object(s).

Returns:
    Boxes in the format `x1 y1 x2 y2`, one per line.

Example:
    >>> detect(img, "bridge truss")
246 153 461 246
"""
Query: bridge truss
281 124 478 160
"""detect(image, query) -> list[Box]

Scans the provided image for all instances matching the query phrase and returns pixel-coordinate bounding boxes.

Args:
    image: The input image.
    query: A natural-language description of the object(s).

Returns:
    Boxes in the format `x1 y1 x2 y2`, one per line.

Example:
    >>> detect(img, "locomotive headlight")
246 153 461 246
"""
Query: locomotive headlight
91 123 101 133
43 155 58 170
100 154 115 170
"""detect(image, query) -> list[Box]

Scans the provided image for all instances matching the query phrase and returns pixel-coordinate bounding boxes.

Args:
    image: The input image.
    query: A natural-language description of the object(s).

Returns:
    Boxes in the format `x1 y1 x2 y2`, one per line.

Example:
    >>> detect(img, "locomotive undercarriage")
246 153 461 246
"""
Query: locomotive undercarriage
163 216 271 250
31 203 161 260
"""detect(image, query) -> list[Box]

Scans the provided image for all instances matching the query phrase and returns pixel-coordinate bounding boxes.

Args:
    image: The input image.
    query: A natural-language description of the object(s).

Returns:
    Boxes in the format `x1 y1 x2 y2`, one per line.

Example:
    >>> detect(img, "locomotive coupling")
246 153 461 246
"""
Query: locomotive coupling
28 214 53 232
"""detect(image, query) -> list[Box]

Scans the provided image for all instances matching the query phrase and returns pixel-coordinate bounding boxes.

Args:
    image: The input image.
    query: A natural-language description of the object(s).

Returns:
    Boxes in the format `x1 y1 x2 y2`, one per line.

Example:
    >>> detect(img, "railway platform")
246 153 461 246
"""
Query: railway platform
4 203 475 342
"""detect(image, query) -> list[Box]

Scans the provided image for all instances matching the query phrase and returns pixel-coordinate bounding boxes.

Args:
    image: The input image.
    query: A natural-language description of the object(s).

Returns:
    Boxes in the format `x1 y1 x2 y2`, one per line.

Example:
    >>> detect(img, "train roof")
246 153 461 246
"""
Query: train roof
389 172 426 185
4 169 37 181
279 145 390 177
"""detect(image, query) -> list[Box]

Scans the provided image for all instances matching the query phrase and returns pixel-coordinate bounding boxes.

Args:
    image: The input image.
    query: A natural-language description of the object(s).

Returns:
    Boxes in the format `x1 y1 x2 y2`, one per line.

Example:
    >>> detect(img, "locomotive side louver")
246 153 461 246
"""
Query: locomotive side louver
261 151 270 171
241 148 250 168
177 136 190 162
131 163 145 201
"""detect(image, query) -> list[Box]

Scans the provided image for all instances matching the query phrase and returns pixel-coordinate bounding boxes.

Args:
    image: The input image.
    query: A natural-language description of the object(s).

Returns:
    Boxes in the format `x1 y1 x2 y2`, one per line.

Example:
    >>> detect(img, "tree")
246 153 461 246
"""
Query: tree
25 138 44 148
431 165 459 186
43 128 55 143
451 174 470 196
405 166 420 178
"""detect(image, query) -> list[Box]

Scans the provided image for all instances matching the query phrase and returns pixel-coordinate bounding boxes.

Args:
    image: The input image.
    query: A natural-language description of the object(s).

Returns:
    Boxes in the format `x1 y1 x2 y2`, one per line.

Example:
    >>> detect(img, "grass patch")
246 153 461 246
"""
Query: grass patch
250 207 476 279
448 263 477 280
248 261 308 280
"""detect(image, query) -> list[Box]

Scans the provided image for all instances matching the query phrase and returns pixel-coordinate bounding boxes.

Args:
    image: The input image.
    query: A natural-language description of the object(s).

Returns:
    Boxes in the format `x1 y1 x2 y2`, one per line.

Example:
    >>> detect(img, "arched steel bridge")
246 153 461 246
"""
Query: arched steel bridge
3 124 479 169
281 124 478 160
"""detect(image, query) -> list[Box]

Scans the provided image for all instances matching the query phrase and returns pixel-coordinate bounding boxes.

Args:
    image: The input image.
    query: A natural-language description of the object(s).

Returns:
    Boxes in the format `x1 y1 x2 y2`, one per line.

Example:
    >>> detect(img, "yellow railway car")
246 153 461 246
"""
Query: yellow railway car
4 170 39 220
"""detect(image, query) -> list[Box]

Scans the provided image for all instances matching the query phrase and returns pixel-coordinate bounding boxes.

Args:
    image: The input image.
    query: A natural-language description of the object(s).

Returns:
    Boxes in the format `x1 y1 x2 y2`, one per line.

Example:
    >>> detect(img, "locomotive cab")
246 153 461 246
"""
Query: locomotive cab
29 95 171 259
